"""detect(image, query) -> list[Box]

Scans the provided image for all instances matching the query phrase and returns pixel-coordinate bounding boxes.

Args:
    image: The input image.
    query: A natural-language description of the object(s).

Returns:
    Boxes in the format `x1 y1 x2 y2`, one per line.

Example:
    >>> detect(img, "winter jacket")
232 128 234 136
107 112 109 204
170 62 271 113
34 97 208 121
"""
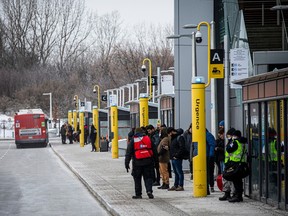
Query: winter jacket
193 129 216 158
215 137 225 162
169 133 186 160
125 132 158 168
157 136 171 163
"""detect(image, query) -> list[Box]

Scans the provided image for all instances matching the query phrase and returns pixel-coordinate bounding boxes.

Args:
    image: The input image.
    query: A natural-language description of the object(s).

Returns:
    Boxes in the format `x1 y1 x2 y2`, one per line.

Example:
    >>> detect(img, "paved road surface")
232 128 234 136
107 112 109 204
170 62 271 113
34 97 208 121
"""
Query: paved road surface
0 139 110 216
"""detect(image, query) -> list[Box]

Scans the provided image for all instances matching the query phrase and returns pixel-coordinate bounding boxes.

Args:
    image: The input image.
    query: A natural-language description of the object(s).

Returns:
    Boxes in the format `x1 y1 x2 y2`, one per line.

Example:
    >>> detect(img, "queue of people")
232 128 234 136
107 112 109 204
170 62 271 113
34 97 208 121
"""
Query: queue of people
125 121 249 202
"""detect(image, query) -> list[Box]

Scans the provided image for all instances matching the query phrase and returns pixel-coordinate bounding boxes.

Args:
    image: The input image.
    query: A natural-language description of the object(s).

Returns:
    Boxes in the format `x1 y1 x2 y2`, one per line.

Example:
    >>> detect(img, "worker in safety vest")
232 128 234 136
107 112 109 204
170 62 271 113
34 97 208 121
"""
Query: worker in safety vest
226 130 247 203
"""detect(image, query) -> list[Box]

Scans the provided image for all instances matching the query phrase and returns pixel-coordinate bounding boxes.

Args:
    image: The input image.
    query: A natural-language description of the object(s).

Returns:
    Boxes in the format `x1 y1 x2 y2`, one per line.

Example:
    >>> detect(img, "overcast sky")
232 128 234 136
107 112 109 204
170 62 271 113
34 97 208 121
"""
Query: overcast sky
85 0 174 27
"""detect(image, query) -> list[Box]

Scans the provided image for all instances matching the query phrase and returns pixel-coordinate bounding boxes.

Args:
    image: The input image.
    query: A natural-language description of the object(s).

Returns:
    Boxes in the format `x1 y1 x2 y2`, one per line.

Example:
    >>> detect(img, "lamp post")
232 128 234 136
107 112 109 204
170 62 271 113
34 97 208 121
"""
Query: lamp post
73 95 79 111
142 58 153 100
93 85 100 151
43 92 52 120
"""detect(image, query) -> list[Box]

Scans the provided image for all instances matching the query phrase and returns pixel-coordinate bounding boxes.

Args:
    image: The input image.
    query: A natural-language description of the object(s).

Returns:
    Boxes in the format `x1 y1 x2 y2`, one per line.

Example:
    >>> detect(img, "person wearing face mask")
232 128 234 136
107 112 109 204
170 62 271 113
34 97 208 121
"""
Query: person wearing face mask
225 130 247 202
219 128 236 201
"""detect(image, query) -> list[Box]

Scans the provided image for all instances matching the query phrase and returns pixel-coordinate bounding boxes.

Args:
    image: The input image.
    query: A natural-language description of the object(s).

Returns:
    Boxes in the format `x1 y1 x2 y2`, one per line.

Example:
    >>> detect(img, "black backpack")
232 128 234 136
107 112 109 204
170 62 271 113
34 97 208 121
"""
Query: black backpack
177 134 190 160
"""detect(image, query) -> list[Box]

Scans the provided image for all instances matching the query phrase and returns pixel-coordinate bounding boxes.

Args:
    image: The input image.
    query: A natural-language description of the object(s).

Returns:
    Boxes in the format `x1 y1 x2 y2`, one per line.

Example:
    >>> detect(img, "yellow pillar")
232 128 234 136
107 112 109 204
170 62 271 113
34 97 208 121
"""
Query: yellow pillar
139 95 149 127
79 111 84 147
72 110 77 132
68 110 72 125
93 106 100 152
110 105 118 159
192 82 207 197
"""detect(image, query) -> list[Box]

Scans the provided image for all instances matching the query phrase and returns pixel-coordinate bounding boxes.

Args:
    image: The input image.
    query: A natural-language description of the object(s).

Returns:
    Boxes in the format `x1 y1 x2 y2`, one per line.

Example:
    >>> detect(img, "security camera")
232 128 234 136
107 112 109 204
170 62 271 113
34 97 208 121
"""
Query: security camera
141 65 146 73
73 96 77 101
195 31 202 43
93 88 96 93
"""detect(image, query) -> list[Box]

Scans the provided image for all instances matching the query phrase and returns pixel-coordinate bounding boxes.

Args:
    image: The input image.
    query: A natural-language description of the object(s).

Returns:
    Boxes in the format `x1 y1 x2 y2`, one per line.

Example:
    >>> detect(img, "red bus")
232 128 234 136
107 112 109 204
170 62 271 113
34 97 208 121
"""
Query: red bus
14 109 49 148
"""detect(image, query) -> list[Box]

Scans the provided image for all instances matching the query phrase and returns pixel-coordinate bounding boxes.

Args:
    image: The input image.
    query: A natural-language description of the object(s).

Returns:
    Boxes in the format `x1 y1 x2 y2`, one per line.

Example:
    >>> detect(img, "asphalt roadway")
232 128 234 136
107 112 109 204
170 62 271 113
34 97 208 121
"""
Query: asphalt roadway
50 137 288 216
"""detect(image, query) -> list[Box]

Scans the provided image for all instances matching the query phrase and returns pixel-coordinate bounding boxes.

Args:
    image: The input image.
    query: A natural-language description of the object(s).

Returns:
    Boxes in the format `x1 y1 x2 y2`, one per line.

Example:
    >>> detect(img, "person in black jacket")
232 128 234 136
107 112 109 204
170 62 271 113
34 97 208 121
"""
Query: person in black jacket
90 124 97 152
125 127 158 199
215 128 225 175
168 127 186 191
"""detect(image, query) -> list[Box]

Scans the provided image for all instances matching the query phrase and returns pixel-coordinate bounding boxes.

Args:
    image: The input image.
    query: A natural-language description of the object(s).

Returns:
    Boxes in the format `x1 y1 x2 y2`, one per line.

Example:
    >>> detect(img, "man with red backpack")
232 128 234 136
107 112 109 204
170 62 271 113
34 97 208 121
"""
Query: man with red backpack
125 127 158 199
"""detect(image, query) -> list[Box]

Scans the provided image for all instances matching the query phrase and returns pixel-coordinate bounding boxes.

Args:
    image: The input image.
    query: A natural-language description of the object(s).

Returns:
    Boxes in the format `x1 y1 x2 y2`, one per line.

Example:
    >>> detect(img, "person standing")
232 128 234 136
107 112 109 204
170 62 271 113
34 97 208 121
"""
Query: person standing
215 128 225 175
67 124 73 144
125 127 158 199
90 124 97 152
60 123 67 144
206 128 216 193
84 124 89 145
168 127 186 191
226 130 247 202
183 123 193 180
157 128 171 189
146 124 161 186
219 128 236 201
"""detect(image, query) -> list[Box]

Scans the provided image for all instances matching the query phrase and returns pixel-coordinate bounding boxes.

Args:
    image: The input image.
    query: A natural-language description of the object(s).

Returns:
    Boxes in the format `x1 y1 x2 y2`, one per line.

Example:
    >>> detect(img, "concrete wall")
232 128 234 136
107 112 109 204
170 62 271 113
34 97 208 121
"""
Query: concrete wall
174 0 214 130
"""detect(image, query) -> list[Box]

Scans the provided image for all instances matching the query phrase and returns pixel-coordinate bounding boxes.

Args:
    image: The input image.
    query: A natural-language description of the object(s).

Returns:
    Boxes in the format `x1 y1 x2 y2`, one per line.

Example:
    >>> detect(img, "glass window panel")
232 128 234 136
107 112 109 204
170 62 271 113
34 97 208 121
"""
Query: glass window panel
267 101 278 201
261 102 266 197
250 103 260 196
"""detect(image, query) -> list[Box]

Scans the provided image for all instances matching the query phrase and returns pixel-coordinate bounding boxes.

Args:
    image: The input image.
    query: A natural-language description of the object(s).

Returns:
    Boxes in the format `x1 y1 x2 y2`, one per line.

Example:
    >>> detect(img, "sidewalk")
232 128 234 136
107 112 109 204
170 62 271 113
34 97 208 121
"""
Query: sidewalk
49 138 288 216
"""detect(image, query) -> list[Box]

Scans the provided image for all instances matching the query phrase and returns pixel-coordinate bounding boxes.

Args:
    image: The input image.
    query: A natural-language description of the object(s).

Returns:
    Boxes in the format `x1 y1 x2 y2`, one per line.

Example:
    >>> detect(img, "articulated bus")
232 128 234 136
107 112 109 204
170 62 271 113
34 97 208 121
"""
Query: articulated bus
14 109 49 148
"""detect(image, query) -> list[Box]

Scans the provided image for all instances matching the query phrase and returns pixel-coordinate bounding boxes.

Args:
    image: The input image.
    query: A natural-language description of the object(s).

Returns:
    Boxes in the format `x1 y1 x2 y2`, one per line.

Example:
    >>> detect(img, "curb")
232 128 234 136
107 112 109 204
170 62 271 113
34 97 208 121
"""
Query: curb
50 144 120 216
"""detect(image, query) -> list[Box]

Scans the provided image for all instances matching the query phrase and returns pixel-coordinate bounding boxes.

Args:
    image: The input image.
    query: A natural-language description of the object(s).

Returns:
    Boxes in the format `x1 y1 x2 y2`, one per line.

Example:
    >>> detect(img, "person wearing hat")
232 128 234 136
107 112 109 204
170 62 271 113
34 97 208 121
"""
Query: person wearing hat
125 127 159 199
225 130 247 202
219 127 236 201
219 120 224 129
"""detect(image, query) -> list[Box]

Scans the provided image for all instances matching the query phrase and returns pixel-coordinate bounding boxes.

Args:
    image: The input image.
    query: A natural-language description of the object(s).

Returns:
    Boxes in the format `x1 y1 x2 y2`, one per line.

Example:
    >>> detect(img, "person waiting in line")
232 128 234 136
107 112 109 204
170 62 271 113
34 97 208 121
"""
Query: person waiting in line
60 123 67 144
157 128 171 189
183 123 193 180
219 127 236 201
125 127 158 199
168 127 186 191
67 124 74 144
146 124 161 186
219 120 224 130
206 128 216 193
215 128 225 175
84 124 89 145
226 130 247 202
90 124 97 152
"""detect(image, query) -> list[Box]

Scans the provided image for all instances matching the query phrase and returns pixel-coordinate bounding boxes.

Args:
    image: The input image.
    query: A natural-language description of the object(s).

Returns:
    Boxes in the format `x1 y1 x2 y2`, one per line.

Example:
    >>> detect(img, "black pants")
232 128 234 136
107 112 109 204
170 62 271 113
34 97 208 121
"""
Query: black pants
61 135 66 144
132 165 154 196
232 176 243 196
154 162 160 183
207 156 215 188
91 138 96 151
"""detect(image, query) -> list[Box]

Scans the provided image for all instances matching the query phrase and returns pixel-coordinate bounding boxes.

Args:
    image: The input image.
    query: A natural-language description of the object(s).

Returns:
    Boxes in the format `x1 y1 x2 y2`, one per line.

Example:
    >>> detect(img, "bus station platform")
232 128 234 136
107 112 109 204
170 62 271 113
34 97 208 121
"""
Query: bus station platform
49 137 288 216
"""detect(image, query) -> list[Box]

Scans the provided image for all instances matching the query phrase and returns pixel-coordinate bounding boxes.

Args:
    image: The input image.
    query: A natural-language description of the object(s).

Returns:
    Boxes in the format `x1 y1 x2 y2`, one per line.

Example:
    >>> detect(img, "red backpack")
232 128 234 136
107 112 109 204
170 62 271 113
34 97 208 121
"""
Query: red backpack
134 135 153 159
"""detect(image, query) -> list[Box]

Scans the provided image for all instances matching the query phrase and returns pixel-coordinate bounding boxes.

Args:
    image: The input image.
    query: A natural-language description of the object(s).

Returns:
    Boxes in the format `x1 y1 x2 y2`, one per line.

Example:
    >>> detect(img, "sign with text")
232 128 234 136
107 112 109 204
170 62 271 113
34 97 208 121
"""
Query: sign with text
230 48 249 89
109 94 117 106
210 49 224 79
148 75 157 86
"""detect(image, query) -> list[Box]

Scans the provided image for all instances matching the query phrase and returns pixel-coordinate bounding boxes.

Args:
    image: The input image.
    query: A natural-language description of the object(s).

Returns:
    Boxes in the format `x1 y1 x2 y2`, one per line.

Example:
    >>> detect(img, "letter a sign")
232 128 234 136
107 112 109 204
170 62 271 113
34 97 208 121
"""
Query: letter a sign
210 49 224 79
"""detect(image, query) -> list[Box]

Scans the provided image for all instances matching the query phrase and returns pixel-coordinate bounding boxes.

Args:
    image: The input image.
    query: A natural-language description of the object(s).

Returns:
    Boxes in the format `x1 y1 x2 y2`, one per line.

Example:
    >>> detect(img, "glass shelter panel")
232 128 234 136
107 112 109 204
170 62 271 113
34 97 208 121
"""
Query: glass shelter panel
267 101 278 201
250 103 260 197
261 102 266 197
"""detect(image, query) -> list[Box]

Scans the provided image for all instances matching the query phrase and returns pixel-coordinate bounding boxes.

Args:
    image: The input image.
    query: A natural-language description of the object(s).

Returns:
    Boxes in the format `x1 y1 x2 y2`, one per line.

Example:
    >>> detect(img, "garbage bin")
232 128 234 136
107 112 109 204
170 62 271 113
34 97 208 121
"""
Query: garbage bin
100 140 108 152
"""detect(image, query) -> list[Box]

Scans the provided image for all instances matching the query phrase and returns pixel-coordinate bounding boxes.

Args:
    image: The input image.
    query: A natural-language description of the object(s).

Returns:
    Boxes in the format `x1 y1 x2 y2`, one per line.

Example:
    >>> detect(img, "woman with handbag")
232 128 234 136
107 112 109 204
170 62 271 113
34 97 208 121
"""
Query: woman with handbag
226 130 247 203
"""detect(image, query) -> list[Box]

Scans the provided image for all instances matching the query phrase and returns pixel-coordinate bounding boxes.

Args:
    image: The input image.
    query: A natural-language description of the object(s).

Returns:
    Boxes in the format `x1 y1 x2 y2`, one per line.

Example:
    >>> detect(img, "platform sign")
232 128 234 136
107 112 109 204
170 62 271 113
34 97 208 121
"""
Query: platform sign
210 49 224 79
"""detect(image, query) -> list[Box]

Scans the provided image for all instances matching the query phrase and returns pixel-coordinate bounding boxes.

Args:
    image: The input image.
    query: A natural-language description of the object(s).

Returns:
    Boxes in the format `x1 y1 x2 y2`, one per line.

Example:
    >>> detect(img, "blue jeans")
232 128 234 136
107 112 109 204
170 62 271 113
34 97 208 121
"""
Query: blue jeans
171 159 184 187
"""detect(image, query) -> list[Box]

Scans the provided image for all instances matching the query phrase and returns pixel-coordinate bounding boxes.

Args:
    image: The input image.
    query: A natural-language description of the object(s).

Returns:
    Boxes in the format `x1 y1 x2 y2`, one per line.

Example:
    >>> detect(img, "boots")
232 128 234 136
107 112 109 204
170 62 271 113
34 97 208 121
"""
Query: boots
219 192 231 201
158 183 169 189
228 193 243 202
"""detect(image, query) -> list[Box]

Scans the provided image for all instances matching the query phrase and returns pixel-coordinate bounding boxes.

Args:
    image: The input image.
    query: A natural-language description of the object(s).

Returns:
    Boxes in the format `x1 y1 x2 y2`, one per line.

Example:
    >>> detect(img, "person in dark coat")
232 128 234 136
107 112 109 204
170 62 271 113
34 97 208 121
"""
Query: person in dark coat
125 127 158 199
60 123 67 144
168 127 186 191
215 128 225 175
67 124 73 144
146 124 161 186
90 124 97 152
